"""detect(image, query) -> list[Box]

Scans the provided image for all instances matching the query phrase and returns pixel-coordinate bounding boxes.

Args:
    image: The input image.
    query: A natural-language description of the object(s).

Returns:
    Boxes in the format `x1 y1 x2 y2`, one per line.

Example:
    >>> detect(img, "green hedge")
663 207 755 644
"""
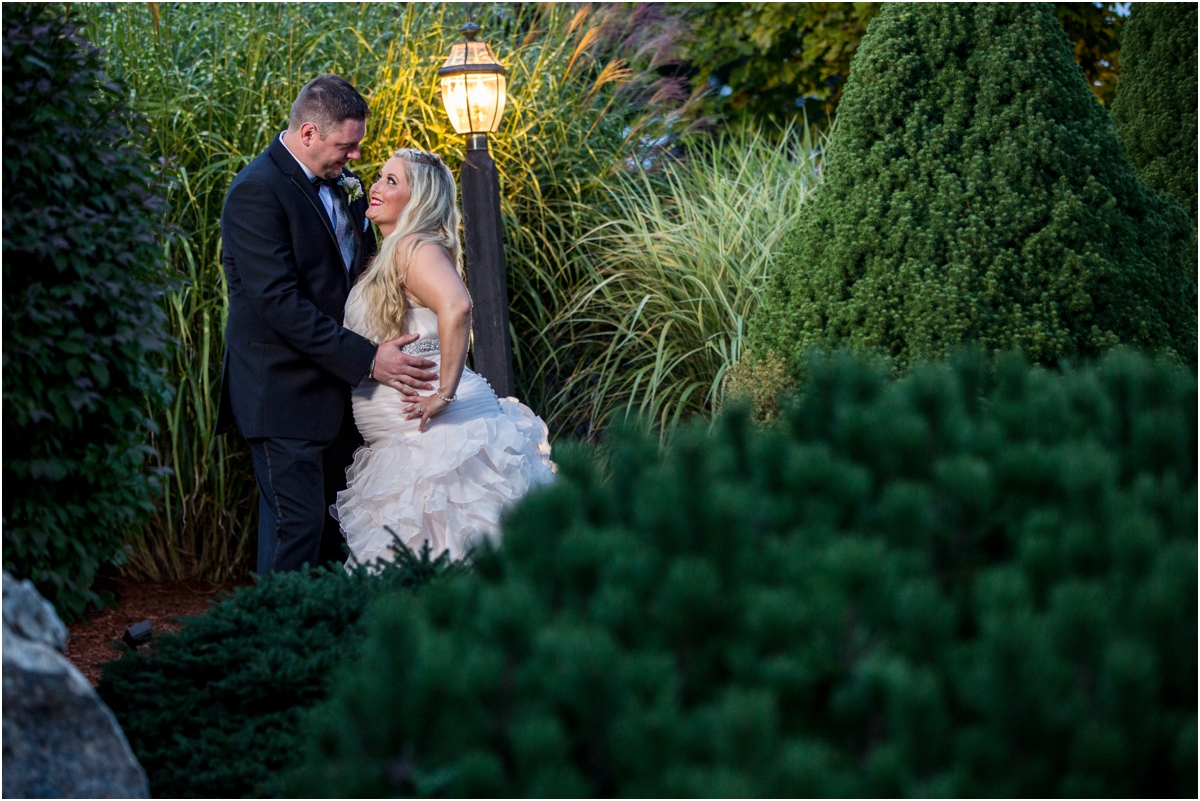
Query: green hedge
2 3 174 618
748 3 1195 378
289 349 1197 797
97 545 461 798
1110 2 1198 220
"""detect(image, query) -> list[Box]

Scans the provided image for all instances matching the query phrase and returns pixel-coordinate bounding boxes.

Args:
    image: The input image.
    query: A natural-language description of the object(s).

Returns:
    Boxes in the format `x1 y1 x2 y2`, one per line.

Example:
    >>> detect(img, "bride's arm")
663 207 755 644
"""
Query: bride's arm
401 241 472 430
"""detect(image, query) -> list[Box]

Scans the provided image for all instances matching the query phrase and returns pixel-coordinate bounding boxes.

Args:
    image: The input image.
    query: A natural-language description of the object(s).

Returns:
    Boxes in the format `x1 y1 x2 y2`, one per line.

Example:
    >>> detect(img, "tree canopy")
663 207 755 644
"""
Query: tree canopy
747 3 1195 376
1110 2 1198 220
676 2 1126 129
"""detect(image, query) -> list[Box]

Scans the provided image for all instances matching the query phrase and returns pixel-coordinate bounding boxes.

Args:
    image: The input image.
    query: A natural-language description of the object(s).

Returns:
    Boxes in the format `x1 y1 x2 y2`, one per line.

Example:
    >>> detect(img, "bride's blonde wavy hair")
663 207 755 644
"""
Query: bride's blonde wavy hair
355 148 463 343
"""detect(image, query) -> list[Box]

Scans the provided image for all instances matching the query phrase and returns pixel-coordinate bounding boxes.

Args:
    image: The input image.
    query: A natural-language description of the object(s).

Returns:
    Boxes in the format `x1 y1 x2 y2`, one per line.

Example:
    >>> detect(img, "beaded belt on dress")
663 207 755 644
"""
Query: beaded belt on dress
401 338 440 355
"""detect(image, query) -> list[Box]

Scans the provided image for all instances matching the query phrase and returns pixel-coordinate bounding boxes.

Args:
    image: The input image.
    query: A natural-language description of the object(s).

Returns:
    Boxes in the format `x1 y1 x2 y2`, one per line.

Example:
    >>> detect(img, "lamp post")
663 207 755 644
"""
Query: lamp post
439 21 514 398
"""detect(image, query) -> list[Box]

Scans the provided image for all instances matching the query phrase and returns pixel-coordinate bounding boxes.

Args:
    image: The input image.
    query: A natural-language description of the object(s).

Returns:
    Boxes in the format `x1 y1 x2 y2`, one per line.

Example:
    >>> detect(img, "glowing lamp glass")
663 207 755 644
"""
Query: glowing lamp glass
438 28 507 135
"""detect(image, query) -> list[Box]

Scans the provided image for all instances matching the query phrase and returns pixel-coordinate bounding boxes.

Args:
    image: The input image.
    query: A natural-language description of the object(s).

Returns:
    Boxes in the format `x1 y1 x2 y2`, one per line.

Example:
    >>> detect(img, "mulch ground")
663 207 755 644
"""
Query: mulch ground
65 576 250 686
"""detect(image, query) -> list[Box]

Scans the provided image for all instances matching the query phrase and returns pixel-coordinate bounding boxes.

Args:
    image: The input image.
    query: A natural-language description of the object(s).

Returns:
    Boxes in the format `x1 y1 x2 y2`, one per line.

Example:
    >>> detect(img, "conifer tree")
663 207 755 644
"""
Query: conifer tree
748 3 1195 377
287 350 1197 798
1110 2 1198 220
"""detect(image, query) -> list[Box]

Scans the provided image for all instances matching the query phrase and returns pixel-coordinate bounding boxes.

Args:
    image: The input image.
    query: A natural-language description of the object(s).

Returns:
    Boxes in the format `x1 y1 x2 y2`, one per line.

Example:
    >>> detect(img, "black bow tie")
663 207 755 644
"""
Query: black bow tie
312 176 339 188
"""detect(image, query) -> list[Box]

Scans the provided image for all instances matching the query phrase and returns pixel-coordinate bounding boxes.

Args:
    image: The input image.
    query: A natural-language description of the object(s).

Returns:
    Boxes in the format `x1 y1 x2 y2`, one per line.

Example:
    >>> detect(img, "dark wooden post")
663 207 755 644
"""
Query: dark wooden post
459 133 515 398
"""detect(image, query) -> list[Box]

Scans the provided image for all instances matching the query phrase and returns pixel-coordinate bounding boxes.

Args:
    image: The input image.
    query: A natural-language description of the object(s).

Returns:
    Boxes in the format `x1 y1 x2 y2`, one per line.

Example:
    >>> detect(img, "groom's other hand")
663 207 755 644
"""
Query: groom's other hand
373 333 438 396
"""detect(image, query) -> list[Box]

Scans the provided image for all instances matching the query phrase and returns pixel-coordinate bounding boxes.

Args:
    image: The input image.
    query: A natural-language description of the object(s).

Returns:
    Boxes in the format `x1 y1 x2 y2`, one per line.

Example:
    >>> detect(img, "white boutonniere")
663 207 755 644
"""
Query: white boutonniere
339 174 364 203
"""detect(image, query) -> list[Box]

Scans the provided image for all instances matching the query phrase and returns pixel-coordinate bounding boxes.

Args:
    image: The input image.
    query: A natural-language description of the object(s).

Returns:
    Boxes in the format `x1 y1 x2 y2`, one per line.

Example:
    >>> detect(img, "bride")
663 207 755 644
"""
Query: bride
333 147 554 565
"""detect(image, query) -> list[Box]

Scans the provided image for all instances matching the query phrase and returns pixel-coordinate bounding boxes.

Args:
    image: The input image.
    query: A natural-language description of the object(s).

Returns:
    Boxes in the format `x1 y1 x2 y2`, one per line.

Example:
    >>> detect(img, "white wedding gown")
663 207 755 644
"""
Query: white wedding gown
333 286 555 565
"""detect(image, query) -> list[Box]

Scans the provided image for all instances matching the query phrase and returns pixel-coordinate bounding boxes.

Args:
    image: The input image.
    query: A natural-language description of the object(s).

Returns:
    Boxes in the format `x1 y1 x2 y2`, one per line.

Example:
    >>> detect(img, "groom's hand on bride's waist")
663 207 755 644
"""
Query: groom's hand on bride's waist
371 333 438 396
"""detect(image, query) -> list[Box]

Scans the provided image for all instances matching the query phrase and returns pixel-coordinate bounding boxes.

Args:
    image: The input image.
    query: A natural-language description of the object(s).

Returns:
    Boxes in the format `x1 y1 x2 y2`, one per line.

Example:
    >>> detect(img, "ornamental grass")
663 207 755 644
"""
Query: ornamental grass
81 2 712 580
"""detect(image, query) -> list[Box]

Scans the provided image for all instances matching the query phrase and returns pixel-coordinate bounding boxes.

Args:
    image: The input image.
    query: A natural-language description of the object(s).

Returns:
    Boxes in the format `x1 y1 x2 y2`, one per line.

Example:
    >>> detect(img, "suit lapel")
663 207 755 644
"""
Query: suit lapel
292 172 339 250
295 175 352 291
268 135 342 260
269 137 364 289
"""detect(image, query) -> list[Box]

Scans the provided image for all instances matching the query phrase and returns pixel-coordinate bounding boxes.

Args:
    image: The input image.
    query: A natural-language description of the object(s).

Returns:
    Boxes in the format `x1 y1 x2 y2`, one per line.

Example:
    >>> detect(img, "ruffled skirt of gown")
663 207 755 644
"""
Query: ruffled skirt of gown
332 356 554 567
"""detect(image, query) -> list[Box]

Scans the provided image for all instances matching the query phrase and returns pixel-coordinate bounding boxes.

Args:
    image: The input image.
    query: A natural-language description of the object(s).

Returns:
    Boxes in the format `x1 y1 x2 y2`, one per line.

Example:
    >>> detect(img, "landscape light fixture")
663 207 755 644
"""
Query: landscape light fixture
122 620 153 649
437 20 515 396
438 21 508 151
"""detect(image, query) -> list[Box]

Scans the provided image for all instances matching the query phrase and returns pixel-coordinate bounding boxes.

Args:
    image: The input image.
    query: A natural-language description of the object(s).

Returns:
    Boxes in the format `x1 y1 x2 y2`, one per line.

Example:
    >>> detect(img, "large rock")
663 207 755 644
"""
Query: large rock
2 572 149 798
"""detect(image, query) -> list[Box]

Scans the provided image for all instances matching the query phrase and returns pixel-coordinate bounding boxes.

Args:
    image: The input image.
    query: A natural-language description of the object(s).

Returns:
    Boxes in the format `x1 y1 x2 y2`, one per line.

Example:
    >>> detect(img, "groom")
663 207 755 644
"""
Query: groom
216 74 438 573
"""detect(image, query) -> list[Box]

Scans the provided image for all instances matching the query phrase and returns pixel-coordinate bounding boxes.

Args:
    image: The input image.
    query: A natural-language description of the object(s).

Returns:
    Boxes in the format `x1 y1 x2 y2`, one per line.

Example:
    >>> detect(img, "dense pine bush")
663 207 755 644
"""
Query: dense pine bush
2 4 174 617
289 350 1197 797
1110 2 1198 220
97 546 461 798
748 4 1195 379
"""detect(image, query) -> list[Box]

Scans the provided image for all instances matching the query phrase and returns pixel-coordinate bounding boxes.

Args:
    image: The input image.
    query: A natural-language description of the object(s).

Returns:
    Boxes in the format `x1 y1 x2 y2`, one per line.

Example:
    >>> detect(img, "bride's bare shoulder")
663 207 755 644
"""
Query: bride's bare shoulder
403 238 466 311
397 231 423 250
403 236 455 273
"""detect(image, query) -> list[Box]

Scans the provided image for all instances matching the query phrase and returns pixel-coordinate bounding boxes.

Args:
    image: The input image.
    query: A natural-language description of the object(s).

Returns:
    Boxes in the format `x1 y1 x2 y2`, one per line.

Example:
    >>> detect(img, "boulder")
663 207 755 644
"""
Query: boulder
2 572 149 798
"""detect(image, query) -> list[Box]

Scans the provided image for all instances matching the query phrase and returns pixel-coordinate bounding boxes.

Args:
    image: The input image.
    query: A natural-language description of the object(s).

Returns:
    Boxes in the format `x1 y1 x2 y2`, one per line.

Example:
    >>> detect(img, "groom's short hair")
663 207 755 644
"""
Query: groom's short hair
289 74 371 138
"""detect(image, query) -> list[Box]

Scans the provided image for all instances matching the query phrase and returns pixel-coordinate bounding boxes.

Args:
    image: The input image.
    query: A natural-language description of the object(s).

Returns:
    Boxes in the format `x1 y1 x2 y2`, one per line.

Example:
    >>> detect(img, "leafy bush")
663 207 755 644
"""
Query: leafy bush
748 3 1195 379
2 4 174 618
1110 2 1198 220
676 3 1125 128
96 544 461 798
722 349 795 424
80 3 697 579
289 350 1196 797
1053 2 1126 107
677 3 883 128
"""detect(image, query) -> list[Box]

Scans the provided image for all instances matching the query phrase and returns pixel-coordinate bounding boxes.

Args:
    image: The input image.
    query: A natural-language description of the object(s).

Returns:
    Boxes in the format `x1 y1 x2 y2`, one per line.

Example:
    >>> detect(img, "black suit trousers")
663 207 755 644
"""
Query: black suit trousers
246 403 362 573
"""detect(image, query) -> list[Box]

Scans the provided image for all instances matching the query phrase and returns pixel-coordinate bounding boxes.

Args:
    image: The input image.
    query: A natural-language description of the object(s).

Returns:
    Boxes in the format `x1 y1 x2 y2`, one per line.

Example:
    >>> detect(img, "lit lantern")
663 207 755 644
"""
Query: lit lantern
437 20 515 396
438 22 507 144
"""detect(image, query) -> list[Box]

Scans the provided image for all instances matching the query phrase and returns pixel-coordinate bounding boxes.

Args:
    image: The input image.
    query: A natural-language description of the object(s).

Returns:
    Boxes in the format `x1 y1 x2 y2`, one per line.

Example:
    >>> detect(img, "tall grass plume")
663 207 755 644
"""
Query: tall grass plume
83 2 697 579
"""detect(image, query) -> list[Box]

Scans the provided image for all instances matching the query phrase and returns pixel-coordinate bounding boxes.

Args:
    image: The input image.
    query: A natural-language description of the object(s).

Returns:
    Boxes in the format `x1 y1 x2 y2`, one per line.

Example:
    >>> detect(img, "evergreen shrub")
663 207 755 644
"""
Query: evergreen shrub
290 350 1197 797
97 546 461 798
748 4 1195 379
1110 2 1198 220
2 4 174 617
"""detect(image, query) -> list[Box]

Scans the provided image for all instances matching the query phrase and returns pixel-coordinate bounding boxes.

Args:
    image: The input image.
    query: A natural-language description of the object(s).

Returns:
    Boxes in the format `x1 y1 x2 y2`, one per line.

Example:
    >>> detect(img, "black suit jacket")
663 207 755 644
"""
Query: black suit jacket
216 135 378 441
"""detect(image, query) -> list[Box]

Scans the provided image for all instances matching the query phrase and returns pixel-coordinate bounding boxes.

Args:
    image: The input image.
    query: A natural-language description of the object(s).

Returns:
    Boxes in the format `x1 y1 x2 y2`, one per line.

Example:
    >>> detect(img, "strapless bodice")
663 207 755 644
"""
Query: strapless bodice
403 306 439 341
344 285 438 346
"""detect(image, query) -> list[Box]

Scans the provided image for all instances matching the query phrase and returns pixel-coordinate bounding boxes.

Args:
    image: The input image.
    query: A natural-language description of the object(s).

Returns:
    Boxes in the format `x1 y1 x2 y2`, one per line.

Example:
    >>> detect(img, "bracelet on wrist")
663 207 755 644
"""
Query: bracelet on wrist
435 387 457 403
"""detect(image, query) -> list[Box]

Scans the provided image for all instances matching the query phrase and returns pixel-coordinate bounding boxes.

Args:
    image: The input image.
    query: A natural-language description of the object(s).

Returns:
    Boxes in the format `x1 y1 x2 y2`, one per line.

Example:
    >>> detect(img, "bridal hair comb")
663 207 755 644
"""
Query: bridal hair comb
396 148 446 169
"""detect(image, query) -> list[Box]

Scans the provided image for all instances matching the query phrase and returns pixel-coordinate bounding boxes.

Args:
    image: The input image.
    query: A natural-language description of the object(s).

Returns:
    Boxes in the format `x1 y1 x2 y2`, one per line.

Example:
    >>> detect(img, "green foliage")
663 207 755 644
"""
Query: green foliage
677 3 1124 130
1054 3 1125 106
289 349 1196 798
680 2 883 128
723 349 796 423
97 544 461 798
2 4 174 618
553 124 823 440
80 3 696 579
748 3 1195 381
1110 2 1198 220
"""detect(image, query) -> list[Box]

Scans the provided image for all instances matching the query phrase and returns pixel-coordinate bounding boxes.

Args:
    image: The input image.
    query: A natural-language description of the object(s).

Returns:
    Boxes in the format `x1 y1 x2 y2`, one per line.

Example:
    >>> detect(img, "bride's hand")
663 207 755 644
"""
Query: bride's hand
402 392 449 432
